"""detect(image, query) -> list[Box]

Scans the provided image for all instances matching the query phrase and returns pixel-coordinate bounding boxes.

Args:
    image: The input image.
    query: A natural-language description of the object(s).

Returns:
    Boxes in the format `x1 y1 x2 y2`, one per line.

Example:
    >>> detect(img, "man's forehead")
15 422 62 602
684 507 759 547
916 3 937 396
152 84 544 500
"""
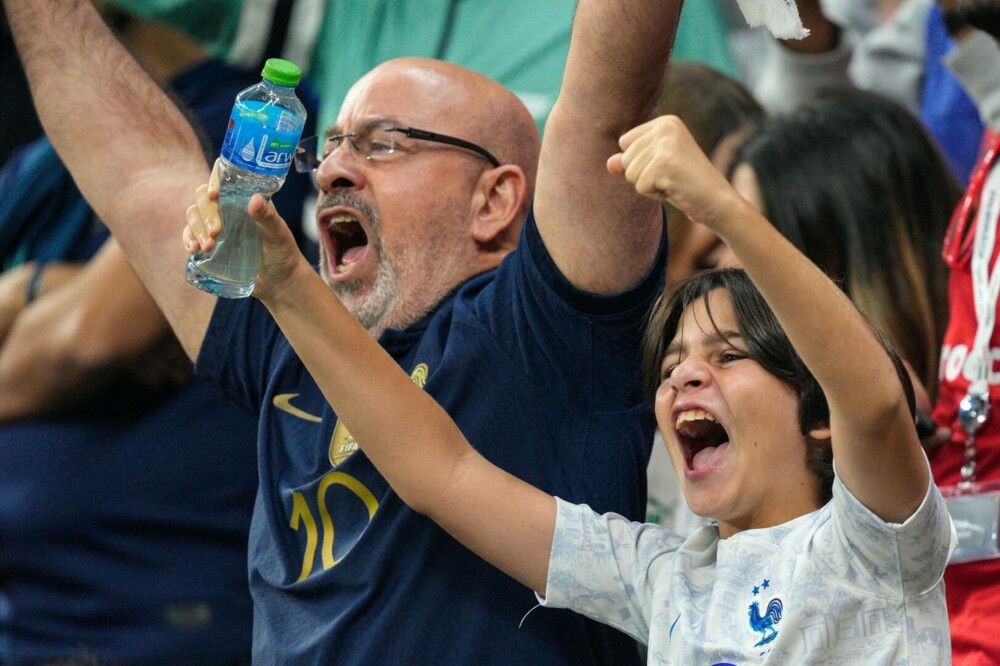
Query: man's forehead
338 64 471 129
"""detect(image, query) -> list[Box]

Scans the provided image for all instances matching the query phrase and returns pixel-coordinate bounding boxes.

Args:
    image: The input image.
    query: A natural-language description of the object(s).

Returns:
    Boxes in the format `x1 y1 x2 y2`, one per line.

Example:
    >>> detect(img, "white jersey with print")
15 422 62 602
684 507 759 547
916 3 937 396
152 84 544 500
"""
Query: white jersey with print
540 471 955 664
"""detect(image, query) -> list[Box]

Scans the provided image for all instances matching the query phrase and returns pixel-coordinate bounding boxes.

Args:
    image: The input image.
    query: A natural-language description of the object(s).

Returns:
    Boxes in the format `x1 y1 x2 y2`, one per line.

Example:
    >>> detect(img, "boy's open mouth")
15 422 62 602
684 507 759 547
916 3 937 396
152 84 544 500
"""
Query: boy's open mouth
675 410 730 471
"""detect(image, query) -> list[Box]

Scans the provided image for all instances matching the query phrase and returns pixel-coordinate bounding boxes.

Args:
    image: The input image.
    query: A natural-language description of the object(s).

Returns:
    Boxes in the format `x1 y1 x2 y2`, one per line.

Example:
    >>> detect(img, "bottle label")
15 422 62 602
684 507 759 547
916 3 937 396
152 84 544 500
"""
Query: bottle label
220 100 304 175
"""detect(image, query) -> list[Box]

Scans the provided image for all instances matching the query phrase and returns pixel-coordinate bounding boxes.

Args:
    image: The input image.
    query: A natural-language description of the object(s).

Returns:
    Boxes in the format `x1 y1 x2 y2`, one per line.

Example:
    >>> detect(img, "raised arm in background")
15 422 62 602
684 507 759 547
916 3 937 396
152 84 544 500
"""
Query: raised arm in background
533 0 683 294
614 116 929 522
3 0 216 360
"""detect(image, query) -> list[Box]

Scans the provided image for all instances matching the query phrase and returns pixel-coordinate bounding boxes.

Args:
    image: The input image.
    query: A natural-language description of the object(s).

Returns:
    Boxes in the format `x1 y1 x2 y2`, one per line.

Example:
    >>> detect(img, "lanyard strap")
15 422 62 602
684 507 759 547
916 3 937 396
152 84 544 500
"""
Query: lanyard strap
970 162 1000 396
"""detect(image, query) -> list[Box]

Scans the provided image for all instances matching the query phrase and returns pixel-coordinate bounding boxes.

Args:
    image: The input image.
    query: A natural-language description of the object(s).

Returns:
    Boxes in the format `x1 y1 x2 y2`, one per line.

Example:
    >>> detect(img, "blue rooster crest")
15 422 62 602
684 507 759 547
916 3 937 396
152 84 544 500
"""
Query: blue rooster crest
748 598 783 647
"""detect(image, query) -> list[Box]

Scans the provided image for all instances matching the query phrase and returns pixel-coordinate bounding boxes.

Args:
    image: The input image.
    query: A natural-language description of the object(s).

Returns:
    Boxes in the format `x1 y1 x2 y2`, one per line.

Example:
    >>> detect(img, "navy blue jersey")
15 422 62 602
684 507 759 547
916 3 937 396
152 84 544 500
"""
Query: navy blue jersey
198 210 666 664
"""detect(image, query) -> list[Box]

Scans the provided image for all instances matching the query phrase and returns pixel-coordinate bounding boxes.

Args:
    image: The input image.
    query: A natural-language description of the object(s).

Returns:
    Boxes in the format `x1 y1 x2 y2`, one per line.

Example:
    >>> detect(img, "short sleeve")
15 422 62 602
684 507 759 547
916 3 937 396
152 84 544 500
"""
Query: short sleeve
538 498 684 643
831 461 956 597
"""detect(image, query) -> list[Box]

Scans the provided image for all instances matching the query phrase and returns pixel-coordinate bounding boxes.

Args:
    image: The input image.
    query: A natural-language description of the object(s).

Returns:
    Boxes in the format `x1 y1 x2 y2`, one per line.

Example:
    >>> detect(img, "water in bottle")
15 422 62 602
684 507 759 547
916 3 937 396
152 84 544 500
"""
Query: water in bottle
185 58 308 298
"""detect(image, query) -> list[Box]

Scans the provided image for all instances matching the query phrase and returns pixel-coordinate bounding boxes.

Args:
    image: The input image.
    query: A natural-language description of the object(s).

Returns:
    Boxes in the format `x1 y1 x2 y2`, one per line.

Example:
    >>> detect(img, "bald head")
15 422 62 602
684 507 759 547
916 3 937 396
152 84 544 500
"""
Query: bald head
343 58 541 205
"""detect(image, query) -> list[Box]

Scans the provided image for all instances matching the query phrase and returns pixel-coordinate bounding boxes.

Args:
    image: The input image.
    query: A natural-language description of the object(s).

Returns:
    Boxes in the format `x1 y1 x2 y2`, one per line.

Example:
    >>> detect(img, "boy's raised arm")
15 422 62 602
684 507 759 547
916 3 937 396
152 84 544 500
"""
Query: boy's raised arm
247 196 559 596
614 115 929 524
4 0 216 360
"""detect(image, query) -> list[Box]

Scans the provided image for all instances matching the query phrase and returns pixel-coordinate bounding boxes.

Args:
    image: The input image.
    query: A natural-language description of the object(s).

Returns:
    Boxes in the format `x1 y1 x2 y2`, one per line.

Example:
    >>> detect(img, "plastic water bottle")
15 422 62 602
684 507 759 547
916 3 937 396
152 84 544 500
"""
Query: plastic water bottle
185 58 308 298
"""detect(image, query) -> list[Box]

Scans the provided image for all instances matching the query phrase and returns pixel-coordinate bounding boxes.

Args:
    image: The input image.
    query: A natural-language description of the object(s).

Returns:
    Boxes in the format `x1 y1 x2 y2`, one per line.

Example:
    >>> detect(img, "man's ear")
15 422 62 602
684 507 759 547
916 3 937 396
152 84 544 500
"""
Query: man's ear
470 165 527 247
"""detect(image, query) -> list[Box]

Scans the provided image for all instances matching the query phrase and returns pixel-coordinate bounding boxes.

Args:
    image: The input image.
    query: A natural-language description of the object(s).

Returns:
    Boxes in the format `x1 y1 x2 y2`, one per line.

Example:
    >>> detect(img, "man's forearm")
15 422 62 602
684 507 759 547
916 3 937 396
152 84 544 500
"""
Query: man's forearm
4 0 207 210
4 0 218 360
557 0 683 131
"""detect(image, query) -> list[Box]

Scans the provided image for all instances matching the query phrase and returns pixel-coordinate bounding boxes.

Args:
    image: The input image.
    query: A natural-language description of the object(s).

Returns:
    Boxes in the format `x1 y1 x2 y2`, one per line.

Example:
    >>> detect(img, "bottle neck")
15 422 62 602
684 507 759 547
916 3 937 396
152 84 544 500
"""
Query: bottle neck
263 79 297 92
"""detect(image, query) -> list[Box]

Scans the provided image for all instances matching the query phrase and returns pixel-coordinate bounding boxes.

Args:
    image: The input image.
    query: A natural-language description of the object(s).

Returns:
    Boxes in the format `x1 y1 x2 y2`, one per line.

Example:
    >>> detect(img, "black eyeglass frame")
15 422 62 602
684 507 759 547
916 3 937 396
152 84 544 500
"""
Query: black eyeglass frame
294 125 501 173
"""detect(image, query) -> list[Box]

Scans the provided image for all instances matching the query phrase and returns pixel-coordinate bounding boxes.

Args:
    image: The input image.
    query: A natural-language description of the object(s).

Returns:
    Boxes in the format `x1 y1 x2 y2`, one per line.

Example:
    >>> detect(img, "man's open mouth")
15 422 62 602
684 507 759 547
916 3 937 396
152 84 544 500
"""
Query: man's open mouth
324 213 370 275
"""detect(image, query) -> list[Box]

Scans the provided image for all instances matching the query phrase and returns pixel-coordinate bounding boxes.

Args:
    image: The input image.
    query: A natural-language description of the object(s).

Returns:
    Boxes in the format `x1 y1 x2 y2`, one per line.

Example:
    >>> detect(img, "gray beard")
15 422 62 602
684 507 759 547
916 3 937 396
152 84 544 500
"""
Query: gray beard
317 192 396 333
331 253 399 335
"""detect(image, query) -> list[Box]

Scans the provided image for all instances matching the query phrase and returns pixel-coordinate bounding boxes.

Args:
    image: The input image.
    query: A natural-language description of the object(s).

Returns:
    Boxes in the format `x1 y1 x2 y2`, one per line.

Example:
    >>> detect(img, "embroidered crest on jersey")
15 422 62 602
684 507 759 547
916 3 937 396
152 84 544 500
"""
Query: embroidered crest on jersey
328 421 359 467
747 578 783 648
328 364 431 467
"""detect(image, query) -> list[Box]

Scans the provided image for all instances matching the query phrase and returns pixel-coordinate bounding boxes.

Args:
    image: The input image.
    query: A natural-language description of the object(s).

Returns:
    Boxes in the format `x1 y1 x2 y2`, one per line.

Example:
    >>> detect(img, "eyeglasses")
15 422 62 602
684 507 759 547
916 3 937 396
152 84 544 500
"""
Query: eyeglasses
293 123 501 175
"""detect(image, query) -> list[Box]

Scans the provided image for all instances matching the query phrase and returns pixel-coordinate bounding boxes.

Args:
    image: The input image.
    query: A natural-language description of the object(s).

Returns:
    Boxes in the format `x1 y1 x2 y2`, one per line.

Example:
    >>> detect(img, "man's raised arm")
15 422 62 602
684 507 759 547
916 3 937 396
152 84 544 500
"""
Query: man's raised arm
3 0 215 359
534 0 683 295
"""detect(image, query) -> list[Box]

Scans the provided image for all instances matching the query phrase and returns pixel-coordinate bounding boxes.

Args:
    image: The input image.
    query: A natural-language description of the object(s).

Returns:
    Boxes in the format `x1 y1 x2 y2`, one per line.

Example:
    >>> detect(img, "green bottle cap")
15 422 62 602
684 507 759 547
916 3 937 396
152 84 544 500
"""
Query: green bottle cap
262 58 302 87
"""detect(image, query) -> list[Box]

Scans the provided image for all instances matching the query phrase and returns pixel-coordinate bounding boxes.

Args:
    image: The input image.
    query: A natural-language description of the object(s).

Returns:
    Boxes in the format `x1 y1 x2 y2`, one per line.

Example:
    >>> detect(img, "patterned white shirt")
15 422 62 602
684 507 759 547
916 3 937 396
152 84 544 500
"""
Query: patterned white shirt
541 469 956 664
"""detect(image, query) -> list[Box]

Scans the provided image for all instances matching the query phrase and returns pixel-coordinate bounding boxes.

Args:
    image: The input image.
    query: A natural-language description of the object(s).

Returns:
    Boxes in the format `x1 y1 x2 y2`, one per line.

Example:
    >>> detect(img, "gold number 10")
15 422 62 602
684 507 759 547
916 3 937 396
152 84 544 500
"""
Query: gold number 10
289 471 379 582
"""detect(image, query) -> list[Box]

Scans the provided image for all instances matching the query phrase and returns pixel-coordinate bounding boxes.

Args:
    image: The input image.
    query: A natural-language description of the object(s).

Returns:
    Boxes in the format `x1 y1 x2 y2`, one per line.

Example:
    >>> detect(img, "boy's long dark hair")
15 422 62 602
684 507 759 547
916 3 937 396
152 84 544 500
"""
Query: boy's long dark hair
642 268 916 504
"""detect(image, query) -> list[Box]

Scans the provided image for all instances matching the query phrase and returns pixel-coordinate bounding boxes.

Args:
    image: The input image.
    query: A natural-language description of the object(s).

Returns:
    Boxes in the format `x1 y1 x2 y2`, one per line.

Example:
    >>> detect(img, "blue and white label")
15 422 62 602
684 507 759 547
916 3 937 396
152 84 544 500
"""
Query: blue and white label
221 100 304 175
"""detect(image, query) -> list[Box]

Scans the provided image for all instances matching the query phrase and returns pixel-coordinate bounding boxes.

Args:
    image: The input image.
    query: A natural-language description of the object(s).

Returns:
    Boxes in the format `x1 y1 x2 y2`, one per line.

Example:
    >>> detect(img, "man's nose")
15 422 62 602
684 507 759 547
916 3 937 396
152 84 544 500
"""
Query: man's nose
314 143 364 193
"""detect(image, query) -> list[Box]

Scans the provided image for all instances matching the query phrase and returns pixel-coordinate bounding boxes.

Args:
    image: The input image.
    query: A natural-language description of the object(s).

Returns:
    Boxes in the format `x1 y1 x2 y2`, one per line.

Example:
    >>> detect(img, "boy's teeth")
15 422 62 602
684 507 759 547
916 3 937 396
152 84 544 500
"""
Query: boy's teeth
675 410 716 430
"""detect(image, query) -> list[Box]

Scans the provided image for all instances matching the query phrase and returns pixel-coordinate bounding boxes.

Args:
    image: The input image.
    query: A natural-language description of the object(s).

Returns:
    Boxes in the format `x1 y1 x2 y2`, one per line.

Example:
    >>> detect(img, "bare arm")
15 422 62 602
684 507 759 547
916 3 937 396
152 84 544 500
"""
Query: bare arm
0 262 77 346
3 0 215 360
614 116 928 523
0 240 187 421
533 0 683 295
242 196 557 595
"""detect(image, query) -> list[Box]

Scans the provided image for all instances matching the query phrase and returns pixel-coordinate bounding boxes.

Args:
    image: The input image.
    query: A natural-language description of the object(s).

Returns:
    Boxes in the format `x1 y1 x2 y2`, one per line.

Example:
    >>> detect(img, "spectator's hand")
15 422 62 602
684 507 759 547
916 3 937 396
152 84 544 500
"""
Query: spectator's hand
183 159 223 254
245 192 312 301
608 115 750 232
183 160 307 301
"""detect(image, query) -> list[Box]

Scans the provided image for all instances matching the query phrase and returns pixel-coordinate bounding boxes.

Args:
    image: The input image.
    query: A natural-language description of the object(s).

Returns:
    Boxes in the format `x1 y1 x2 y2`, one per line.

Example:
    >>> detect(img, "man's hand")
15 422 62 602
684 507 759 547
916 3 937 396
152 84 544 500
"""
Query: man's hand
183 160 223 255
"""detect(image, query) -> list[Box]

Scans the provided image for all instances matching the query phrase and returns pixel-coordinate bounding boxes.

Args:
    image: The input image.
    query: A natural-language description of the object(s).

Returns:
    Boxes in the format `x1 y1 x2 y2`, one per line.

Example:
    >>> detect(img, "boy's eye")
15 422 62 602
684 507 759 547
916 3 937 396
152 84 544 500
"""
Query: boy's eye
661 364 677 380
720 351 745 364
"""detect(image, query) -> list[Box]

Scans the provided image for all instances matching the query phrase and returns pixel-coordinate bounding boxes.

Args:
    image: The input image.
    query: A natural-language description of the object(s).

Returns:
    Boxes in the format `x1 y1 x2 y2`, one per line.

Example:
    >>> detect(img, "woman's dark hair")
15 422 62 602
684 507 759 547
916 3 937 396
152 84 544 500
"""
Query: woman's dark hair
731 88 960 400
659 62 765 285
660 62 764 158
642 268 915 504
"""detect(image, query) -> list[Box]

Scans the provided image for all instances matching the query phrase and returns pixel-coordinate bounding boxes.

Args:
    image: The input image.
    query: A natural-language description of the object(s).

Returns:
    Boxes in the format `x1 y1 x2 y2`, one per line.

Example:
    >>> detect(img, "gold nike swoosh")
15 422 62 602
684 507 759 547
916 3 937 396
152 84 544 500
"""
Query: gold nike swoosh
273 393 323 423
